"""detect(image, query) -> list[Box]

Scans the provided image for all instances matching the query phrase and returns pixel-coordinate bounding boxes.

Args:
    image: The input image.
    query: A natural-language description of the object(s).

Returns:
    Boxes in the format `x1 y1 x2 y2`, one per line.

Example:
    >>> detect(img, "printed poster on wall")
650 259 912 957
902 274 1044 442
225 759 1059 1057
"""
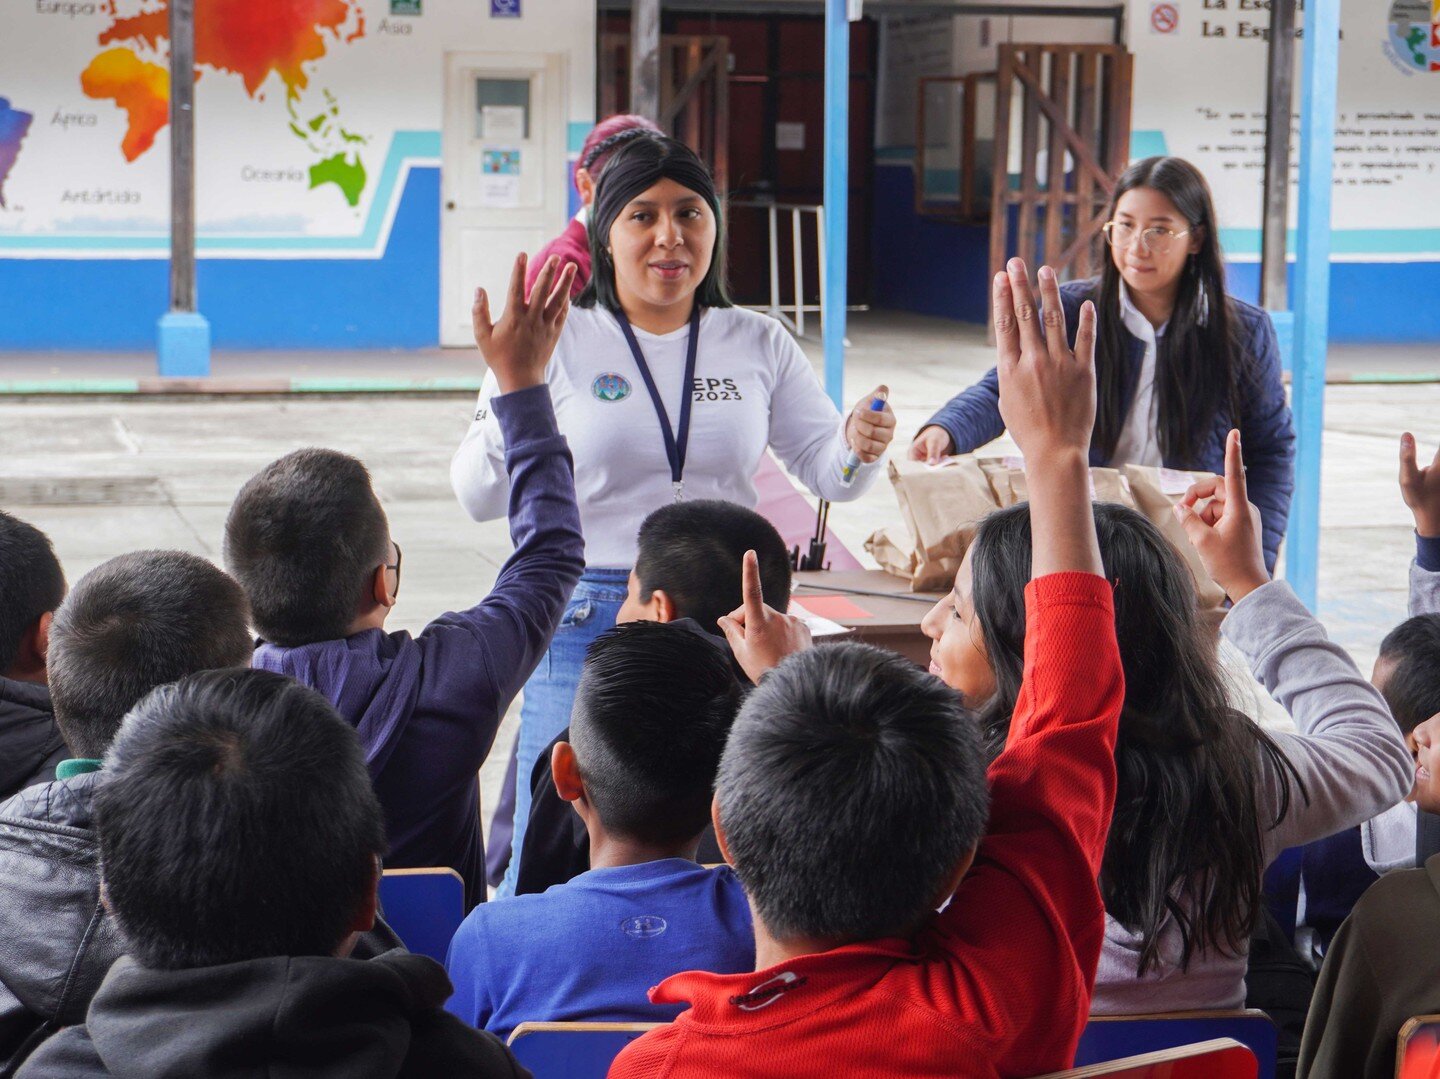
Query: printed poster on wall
1127 0 1440 261
0 0 591 259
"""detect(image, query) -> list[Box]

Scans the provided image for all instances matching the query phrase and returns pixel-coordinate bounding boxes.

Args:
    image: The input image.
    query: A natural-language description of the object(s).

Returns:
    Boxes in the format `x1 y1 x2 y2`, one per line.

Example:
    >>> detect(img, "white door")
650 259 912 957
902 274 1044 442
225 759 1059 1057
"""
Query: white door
441 51 568 347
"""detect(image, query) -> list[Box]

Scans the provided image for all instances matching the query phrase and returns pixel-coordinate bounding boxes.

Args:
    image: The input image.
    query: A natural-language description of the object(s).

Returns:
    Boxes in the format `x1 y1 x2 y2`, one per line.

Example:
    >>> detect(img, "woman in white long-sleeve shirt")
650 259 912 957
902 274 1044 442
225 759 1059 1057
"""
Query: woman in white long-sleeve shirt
451 135 895 895
921 423 1411 1014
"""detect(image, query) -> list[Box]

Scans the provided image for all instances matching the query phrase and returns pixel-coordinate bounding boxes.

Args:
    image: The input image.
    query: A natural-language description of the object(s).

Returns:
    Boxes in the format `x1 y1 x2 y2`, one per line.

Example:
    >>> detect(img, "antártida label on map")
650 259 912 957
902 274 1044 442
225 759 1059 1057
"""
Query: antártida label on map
60 189 139 204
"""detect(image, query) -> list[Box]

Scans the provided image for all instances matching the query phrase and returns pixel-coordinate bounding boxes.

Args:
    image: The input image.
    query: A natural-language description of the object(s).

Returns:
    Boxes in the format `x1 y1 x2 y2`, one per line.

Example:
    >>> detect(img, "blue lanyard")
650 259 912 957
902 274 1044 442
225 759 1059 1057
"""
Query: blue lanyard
613 304 701 500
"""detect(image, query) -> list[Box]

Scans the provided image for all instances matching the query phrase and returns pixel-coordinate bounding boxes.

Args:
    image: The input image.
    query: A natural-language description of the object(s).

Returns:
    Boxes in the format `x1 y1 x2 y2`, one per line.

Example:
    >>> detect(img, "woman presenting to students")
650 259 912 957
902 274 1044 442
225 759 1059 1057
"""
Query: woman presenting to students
452 135 895 894
913 156 1295 570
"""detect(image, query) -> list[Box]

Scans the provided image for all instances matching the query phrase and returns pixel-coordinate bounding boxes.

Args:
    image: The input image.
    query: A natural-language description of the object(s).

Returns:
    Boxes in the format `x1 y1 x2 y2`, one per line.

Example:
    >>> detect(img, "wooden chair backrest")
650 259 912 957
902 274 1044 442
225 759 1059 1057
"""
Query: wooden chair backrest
1078 1009 1277 1079
1396 1015 1440 1079
1034 1037 1258 1078
507 1022 663 1079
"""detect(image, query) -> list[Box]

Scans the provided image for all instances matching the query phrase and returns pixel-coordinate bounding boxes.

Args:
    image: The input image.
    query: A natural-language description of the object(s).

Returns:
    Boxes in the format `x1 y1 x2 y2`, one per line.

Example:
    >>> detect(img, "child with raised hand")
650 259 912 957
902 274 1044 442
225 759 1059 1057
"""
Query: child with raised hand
611 259 1125 1078
228 254 583 910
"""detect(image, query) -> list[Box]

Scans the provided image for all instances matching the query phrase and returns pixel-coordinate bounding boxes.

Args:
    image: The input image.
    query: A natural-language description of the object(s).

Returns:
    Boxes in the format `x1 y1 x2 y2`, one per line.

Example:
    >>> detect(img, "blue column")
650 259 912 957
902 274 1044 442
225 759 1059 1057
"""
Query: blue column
822 0 849 407
1285 0 1340 610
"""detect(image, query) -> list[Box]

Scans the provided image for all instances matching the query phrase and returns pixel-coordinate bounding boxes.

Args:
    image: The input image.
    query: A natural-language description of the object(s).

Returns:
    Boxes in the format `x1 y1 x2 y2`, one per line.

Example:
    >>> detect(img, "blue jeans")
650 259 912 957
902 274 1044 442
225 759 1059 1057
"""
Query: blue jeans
496 567 629 898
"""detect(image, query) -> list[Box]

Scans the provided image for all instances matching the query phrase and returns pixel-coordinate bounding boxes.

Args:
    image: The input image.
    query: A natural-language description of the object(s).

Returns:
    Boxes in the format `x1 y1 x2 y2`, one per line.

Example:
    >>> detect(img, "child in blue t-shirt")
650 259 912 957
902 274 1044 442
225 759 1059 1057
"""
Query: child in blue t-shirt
445 620 754 1040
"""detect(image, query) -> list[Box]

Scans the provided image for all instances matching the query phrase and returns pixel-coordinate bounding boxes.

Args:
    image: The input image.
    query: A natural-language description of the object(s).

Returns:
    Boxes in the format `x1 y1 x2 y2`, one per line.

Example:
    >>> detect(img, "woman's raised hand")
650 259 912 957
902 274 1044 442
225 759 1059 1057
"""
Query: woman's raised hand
1175 430 1269 604
472 253 578 395
992 259 1102 579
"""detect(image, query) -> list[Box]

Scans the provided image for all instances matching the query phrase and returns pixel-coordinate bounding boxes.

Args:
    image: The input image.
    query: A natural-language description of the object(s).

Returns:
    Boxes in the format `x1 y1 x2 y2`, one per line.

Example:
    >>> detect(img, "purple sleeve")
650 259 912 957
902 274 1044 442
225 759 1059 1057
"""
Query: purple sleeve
420 384 585 712
1417 533 1440 574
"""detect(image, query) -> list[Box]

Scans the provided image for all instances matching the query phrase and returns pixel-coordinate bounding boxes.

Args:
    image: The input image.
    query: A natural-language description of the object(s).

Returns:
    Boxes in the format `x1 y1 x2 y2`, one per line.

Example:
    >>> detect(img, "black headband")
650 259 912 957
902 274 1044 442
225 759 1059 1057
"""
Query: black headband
580 127 658 173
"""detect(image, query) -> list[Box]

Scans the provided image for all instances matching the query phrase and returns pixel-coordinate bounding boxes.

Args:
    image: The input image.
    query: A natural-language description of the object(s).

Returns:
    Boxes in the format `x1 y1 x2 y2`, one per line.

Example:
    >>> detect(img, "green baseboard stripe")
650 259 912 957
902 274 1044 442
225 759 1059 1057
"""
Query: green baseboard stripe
1347 372 1440 384
0 379 141 394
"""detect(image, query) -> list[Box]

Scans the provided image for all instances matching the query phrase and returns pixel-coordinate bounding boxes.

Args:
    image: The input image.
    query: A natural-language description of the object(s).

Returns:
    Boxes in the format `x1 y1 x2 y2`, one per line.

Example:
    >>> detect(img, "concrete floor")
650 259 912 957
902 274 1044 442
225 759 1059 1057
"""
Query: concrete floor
0 310 1434 842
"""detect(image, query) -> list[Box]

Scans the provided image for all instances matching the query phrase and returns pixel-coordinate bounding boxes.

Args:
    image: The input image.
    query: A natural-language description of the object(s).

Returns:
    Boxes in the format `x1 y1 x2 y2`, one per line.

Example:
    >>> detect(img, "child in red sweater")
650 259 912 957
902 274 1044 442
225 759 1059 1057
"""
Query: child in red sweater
610 259 1124 1079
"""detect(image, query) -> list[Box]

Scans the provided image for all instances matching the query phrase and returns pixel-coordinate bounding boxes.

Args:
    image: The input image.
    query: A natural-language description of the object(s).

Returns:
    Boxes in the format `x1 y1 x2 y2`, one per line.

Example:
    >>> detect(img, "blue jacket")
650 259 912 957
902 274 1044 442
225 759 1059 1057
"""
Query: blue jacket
253 386 584 910
924 279 1296 570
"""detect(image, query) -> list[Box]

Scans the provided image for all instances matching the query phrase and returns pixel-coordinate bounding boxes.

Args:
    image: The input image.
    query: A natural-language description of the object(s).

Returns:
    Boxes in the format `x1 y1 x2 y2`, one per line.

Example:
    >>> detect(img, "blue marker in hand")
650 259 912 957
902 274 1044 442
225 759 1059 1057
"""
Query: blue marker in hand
840 391 889 486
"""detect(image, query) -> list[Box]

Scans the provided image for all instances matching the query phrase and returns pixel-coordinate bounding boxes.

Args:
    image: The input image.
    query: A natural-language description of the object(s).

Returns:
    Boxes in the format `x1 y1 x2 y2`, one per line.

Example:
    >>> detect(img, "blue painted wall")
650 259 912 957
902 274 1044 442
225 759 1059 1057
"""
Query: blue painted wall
871 160 1440 344
0 166 441 350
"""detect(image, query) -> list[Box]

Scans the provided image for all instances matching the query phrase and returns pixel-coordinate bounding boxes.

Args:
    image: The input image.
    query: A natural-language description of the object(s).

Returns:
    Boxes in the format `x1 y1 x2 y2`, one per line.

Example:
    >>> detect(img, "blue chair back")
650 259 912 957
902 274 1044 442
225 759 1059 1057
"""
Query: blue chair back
378 867 464 965
1076 1011 1277 1079
507 1022 661 1079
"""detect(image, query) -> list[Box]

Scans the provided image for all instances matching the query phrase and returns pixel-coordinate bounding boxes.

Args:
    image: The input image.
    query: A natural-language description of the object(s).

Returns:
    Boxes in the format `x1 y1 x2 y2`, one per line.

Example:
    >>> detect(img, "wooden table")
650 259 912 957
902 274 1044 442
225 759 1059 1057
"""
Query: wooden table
791 569 945 668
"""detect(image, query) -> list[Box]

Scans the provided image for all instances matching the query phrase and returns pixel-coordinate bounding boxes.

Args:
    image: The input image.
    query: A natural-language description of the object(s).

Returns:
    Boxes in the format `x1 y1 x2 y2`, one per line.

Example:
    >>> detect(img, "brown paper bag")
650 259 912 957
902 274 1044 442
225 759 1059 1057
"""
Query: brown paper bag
976 456 1025 507
1123 464 1227 615
868 457 999 591
887 457 1001 562
865 526 960 593
1006 465 1137 508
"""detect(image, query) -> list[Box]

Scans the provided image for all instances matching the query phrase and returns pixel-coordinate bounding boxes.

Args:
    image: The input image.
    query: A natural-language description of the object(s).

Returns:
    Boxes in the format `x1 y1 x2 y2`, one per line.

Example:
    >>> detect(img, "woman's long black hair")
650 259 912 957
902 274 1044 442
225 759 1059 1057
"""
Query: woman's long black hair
969 502 1304 975
576 135 731 312
1094 157 1241 464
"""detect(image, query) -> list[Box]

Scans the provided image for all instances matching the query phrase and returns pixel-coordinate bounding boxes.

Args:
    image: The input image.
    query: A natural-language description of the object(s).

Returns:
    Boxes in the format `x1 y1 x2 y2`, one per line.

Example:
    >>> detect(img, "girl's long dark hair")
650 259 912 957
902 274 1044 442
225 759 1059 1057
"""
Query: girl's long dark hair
1094 157 1241 464
576 135 731 312
970 502 1305 975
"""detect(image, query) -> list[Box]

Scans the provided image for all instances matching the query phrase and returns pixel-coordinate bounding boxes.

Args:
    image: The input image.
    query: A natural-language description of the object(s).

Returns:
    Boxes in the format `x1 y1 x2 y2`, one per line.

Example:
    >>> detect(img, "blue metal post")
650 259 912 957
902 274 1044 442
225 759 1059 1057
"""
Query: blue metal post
822 0 849 407
1285 0 1340 610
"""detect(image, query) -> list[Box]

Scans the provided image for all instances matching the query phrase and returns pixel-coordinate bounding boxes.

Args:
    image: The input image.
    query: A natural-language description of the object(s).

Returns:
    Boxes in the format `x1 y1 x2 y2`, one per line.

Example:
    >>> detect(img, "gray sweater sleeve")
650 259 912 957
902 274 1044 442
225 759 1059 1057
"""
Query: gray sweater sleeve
1409 561 1440 617
1221 580 1413 860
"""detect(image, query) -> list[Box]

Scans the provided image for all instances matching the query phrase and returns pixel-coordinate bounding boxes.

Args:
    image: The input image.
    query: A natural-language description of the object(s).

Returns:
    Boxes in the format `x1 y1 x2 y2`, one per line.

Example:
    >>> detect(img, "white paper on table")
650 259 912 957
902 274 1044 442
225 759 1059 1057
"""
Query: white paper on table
478 174 520 208
787 603 850 638
481 105 525 142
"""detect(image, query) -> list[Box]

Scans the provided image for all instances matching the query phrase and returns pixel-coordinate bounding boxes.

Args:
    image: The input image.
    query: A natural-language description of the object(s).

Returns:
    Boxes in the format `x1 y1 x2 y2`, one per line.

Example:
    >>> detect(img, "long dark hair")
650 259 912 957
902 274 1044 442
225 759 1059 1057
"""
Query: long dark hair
576 136 731 312
969 502 1304 975
1094 157 1240 464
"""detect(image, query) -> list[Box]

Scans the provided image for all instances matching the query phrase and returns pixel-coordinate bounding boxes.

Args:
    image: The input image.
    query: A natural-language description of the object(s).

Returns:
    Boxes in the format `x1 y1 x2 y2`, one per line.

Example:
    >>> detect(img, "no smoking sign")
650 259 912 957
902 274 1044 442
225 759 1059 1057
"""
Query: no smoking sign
1150 2 1179 34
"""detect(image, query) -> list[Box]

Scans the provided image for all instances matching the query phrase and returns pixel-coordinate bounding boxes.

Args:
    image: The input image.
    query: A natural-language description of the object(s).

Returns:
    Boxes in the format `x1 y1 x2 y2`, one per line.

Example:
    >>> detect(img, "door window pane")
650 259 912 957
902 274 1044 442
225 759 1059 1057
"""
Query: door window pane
475 78 531 139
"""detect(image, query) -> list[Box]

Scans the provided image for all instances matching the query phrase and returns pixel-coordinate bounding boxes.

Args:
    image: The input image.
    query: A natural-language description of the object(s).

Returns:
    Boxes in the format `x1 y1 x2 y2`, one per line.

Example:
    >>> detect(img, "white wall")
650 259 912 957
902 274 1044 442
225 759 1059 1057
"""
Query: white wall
0 0 595 258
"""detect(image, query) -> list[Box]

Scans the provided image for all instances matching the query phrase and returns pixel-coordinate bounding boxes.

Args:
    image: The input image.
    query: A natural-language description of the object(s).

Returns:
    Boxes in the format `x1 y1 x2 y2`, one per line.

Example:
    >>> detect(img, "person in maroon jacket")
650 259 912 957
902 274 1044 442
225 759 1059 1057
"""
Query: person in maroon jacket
523 114 663 300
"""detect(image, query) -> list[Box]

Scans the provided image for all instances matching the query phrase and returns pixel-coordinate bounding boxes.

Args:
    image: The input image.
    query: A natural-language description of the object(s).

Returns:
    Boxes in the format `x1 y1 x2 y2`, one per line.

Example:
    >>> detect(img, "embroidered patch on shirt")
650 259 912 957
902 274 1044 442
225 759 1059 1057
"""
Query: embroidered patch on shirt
592 373 633 402
621 915 668 940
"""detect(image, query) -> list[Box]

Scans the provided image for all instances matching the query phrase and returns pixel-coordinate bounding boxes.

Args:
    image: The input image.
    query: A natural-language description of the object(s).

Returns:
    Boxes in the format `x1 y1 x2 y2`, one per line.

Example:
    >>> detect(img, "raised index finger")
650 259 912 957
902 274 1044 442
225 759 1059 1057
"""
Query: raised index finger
1036 265 1070 365
506 252 528 314
741 549 765 621
992 272 1020 367
1223 429 1249 510
1005 258 1045 356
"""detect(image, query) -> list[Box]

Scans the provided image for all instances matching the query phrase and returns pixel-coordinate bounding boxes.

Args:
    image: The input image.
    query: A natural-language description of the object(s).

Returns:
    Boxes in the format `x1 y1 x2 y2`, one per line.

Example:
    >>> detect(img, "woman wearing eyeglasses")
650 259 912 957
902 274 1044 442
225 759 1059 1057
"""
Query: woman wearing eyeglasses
912 155 1295 570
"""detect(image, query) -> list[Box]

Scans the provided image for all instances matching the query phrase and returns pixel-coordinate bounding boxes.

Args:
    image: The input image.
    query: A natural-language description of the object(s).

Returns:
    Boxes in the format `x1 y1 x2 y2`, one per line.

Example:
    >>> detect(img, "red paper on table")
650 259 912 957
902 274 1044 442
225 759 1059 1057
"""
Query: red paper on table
792 595 873 621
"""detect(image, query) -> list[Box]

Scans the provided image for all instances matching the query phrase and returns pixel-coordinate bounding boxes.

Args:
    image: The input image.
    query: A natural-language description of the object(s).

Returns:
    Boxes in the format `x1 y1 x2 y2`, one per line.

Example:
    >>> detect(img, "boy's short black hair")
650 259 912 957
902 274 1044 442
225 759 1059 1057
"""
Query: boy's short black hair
570 621 744 845
95 668 386 970
716 642 988 942
0 511 66 675
223 448 391 646
48 550 252 759
1378 614 1440 734
634 500 791 633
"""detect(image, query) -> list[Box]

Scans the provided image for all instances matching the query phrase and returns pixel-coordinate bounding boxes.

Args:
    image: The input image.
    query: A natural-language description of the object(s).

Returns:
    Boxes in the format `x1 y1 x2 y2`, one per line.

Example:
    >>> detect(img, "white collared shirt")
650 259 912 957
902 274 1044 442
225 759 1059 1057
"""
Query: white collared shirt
1110 282 1167 467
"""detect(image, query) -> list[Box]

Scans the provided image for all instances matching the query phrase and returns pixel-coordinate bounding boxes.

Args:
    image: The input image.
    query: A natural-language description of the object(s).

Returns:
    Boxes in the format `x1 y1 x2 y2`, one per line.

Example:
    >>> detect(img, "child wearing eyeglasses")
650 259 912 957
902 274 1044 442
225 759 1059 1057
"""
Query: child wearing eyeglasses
912 155 1295 574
